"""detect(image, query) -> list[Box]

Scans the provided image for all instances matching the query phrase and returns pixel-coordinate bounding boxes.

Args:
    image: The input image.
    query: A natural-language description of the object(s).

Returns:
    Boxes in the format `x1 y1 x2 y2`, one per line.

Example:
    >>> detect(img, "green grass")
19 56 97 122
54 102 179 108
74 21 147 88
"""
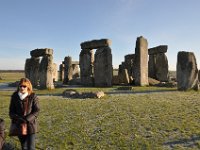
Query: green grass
1 89 200 149
1 71 200 149
0 71 24 83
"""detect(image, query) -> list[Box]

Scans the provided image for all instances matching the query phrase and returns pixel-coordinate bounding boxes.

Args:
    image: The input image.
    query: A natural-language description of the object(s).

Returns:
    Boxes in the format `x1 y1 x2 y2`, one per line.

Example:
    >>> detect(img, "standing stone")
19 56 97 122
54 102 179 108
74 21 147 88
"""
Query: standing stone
63 56 73 84
79 49 94 86
124 54 135 79
148 54 156 79
118 63 129 84
52 63 58 82
155 53 169 81
72 64 80 78
94 47 112 87
118 68 130 84
39 55 54 89
25 57 40 87
59 63 65 81
134 36 149 86
198 70 200 82
177 51 199 91
148 45 169 82
25 58 32 80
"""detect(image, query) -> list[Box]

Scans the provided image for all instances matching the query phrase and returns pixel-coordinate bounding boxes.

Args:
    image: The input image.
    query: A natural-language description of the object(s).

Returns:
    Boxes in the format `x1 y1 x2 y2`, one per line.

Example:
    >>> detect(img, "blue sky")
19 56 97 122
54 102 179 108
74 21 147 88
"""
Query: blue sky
0 0 200 70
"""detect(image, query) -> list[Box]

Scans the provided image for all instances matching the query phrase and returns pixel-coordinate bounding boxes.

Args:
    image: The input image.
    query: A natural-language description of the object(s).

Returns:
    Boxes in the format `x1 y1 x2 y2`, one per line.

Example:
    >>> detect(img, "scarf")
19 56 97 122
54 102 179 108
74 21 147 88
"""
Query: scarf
18 92 28 101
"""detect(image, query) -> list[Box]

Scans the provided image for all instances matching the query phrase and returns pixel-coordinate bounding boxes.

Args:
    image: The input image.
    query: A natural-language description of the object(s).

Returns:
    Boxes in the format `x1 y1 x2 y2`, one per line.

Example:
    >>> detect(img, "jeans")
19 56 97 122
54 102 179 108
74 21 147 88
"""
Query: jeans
18 134 35 150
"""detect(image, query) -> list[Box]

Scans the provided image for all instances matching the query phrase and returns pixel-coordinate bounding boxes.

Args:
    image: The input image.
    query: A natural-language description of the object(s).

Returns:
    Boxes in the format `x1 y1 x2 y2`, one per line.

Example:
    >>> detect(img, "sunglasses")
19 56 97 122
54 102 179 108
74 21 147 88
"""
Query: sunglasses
19 85 27 88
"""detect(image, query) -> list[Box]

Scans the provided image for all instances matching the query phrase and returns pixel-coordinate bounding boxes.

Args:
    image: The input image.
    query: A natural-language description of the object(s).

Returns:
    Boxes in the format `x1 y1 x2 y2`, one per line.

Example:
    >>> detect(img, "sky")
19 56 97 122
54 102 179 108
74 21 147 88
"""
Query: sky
0 0 200 71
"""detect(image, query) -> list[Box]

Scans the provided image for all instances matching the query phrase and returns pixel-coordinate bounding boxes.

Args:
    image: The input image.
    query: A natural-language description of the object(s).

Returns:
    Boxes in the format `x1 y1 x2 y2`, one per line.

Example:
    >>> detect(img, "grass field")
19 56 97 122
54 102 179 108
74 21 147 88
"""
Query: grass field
0 71 24 83
1 72 200 150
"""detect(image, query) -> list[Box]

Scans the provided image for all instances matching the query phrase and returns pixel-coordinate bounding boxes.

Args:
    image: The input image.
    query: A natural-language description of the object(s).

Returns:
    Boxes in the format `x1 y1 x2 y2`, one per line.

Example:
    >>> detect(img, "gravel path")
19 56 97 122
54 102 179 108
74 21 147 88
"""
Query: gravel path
0 83 16 91
0 82 176 96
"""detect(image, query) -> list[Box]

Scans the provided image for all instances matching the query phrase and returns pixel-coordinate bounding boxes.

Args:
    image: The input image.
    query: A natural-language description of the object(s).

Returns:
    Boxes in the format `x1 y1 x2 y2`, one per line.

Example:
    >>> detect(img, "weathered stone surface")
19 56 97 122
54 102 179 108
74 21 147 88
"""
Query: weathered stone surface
39 55 54 89
199 70 200 83
30 48 53 57
148 55 156 79
63 56 73 84
94 47 112 87
177 51 199 91
124 54 135 78
148 77 160 86
59 63 65 81
148 45 167 55
72 64 80 78
81 39 112 49
72 61 79 65
25 57 40 87
0 118 5 150
155 53 169 81
112 75 119 85
52 63 58 82
68 78 81 85
63 90 105 99
79 49 94 86
118 68 130 84
134 36 149 86
149 53 169 82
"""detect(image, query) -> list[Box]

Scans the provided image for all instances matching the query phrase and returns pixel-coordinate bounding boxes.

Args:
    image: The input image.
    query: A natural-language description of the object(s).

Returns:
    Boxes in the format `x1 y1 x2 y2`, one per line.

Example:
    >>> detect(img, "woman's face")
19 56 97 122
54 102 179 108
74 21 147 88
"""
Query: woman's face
19 84 28 94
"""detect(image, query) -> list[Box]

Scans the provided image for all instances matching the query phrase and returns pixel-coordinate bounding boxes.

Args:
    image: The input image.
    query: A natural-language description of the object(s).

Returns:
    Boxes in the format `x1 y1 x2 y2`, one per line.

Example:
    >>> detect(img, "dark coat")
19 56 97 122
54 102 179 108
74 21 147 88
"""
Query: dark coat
9 92 40 135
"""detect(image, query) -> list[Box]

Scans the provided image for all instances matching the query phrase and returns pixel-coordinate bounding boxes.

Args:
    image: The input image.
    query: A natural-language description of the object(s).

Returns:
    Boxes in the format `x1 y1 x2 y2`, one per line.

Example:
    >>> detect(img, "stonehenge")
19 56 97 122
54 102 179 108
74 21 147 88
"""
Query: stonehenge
59 62 65 81
39 55 54 89
61 56 80 84
94 46 112 87
22 36 200 91
79 49 94 86
148 45 169 82
25 57 40 87
80 39 111 49
177 51 199 91
115 37 170 86
80 39 112 87
25 48 56 89
134 36 149 86
118 54 135 84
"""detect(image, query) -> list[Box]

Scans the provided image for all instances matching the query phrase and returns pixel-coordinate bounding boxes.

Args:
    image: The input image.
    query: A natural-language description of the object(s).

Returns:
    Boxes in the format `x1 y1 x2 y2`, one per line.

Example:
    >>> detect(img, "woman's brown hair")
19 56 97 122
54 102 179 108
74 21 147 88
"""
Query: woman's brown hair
17 78 33 95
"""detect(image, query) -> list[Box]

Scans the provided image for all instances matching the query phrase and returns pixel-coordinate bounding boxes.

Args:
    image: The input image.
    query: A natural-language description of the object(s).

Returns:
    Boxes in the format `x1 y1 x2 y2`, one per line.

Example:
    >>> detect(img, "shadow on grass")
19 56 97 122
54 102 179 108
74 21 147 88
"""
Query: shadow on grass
2 142 16 150
163 136 200 148
106 89 177 95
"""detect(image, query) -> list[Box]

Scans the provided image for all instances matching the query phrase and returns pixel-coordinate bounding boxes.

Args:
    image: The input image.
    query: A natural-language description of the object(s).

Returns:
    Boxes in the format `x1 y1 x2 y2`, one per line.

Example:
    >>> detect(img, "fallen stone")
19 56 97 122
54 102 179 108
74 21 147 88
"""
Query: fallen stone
62 90 105 99
148 77 160 86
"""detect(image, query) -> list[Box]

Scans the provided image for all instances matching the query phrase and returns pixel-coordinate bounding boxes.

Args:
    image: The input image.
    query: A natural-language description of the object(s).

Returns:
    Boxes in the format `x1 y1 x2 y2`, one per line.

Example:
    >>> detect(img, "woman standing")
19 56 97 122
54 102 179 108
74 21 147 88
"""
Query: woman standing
9 78 40 150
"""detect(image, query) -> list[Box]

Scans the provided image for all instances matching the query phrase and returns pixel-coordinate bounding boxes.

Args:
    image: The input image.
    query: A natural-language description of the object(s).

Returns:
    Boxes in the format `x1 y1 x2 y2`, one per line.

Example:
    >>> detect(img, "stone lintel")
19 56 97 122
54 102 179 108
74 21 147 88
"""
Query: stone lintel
81 39 112 49
72 61 79 65
30 48 53 57
148 45 168 55
124 54 135 60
